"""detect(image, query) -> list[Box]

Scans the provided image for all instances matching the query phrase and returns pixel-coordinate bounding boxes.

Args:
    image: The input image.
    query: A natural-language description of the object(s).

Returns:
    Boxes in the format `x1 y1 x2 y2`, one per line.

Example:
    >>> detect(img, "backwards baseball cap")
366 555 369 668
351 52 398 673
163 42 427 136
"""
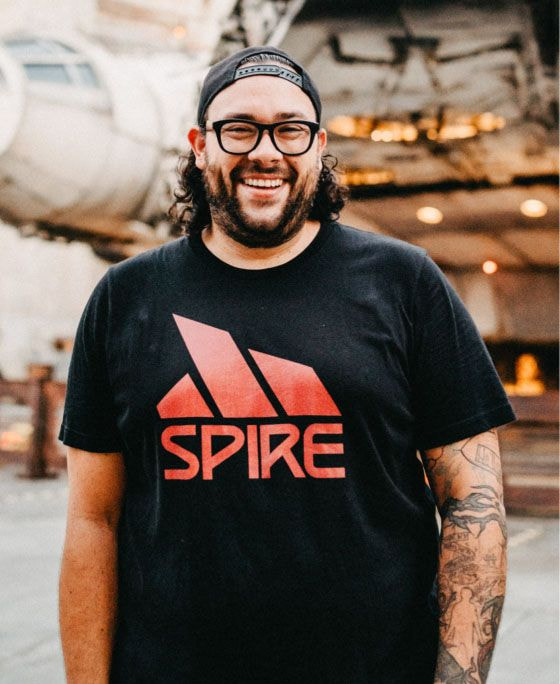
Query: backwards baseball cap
196 46 322 126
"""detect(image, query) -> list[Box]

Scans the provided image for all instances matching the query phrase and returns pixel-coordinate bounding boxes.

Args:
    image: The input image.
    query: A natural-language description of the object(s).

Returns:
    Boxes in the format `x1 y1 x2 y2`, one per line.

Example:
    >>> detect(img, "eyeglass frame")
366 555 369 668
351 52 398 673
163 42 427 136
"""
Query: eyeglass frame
204 118 321 156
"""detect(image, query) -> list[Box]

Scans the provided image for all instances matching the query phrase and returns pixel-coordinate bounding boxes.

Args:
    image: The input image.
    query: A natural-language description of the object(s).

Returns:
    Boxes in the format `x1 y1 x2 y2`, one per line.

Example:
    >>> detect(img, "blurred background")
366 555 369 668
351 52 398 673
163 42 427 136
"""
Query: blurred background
0 1 558 682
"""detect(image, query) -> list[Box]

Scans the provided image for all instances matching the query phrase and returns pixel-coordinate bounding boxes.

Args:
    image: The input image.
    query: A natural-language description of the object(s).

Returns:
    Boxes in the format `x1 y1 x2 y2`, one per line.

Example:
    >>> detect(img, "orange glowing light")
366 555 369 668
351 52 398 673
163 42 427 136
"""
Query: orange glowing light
520 199 547 218
328 111 505 143
504 354 545 396
416 206 443 224
340 167 395 186
482 260 498 274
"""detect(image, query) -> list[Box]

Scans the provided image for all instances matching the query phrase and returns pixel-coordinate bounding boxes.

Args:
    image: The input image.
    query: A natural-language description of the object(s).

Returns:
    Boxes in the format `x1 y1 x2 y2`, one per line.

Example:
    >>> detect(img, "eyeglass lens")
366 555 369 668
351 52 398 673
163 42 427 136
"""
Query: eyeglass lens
219 122 313 154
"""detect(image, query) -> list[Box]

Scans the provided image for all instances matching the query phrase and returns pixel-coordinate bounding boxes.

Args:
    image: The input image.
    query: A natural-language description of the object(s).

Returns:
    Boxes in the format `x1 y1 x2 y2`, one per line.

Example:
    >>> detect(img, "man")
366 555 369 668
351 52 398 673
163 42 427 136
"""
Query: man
59 46 516 683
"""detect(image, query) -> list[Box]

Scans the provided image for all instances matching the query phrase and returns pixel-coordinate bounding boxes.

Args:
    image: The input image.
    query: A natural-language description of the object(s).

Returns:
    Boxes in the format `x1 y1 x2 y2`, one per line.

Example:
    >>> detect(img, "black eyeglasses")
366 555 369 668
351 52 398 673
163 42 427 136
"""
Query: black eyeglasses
205 119 320 156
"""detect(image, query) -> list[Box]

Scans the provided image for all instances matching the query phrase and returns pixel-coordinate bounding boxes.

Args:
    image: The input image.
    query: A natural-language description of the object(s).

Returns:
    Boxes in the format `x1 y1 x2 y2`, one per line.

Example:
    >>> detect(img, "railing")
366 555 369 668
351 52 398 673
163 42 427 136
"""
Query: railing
0 364 66 478
501 391 559 516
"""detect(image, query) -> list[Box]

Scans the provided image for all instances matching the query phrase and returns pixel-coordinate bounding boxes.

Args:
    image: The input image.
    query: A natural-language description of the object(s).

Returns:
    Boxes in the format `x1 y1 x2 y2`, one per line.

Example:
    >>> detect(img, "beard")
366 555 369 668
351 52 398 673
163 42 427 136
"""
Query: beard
202 160 320 248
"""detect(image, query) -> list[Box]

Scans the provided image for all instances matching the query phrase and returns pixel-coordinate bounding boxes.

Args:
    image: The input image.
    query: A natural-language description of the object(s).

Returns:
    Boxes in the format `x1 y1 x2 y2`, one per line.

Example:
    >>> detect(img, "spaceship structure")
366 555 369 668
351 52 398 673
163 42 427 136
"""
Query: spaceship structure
0 0 557 265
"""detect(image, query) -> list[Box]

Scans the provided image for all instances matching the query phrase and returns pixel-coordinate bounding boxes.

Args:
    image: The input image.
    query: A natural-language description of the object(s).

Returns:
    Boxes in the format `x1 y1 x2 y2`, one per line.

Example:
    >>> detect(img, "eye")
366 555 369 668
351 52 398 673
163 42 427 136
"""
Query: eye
276 123 308 137
222 123 257 137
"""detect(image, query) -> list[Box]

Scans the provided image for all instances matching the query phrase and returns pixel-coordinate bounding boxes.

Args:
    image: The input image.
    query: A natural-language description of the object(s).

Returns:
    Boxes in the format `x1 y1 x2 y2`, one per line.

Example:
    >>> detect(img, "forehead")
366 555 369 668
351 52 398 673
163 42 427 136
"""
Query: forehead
206 75 317 122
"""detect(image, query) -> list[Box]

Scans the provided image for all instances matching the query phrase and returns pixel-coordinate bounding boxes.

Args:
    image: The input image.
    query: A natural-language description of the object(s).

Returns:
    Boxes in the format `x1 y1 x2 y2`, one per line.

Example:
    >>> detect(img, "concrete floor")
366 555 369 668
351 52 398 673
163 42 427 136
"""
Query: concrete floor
0 463 557 684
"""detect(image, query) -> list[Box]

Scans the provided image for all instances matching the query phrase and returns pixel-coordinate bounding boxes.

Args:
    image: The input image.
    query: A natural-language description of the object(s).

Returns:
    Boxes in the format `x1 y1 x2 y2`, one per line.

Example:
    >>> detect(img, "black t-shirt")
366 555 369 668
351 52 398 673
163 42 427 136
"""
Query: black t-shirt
60 222 515 683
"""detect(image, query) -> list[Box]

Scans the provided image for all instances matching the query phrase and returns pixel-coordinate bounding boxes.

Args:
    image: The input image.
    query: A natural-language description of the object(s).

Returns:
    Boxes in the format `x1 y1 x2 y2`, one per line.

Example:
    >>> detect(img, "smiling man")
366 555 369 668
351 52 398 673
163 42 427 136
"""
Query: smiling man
185 50 330 260
196 105 322 247
59 47 516 683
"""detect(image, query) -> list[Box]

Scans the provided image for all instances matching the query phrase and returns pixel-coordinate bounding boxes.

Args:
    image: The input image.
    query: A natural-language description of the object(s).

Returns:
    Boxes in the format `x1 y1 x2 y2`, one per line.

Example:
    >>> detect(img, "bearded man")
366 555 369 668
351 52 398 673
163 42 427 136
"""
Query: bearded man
59 46 515 684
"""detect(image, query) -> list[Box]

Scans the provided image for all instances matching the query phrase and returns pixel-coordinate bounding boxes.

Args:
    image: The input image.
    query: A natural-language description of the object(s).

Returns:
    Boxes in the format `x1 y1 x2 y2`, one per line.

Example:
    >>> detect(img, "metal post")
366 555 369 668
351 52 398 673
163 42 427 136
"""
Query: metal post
19 364 57 479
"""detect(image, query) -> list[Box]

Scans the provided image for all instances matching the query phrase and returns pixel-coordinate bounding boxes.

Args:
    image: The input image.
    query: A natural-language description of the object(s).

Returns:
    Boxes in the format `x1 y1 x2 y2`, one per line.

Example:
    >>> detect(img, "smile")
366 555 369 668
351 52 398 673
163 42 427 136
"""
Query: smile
242 178 284 188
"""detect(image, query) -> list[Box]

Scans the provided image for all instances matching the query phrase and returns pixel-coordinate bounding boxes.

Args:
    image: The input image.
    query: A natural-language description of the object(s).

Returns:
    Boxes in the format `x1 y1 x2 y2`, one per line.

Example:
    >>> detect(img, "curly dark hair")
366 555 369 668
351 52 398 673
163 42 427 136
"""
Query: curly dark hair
168 150 348 237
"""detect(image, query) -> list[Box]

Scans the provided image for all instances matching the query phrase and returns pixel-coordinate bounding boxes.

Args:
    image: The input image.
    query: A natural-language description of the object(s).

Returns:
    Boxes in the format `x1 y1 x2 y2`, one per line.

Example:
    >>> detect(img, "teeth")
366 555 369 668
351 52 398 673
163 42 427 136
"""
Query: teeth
243 178 283 188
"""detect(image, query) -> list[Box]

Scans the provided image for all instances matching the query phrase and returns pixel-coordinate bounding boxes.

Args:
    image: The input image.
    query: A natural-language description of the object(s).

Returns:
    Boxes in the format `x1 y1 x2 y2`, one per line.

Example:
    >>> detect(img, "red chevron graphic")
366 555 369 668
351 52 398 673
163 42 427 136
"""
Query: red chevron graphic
157 315 340 419
249 350 341 416
173 315 277 418
157 373 213 418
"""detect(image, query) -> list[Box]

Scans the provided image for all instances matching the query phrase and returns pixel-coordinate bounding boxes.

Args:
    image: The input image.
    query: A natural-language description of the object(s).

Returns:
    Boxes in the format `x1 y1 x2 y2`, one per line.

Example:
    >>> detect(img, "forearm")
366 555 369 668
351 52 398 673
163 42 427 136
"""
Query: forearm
422 429 508 684
59 518 119 683
434 495 507 683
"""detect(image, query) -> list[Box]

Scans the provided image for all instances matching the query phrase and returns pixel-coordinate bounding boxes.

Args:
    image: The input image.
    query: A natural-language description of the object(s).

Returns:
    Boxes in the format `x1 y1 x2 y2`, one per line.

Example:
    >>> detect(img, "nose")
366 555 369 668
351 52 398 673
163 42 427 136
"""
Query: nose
247 129 282 163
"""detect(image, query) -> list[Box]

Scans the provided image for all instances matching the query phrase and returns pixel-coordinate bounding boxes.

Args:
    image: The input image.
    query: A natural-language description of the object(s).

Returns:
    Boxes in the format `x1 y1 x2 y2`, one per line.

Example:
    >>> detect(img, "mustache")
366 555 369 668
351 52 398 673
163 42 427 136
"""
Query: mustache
230 165 296 183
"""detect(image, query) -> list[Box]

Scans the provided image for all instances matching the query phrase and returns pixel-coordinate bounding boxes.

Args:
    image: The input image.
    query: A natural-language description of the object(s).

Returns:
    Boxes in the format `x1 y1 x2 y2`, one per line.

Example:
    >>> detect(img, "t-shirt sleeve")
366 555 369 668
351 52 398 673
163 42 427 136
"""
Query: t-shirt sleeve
58 271 124 453
411 253 516 450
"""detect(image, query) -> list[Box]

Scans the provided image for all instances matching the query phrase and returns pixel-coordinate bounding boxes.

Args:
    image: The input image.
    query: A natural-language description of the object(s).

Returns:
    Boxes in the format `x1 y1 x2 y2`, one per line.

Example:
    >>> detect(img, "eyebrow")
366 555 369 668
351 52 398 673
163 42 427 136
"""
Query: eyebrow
217 111 311 121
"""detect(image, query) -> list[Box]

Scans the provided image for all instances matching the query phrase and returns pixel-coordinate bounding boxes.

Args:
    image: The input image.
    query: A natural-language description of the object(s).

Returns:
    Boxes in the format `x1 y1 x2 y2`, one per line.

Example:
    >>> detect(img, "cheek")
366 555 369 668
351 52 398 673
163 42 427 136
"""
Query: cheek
222 159 240 184
295 159 321 186
205 158 237 187
311 146 322 172
203 144 237 174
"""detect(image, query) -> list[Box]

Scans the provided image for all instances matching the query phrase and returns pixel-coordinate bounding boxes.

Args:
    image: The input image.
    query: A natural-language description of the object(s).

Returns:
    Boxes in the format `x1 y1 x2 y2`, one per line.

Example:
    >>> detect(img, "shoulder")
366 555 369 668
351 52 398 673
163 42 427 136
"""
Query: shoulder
334 222 425 259
331 222 428 279
105 237 187 291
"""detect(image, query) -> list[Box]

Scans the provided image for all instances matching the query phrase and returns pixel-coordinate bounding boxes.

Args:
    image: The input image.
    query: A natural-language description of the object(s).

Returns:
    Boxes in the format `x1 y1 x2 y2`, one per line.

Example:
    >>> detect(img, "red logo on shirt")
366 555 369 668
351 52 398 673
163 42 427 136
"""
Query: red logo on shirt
158 315 340 419
158 316 345 480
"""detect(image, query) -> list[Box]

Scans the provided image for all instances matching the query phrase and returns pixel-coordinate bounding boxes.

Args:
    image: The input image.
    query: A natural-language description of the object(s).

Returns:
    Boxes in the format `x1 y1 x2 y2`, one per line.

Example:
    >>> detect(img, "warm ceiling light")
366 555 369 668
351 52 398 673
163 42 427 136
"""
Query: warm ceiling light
475 112 506 132
340 167 395 186
328 111 505 143
402 125 418 142
438 123 478 140
329 115 358 137
520 199 548 218
482 260 498 274
416 206 443 224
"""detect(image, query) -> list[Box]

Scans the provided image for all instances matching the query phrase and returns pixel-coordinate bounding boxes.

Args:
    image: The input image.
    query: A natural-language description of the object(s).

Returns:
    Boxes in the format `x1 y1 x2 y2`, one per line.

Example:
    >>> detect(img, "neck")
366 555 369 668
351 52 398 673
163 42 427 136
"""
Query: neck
201 220 321 270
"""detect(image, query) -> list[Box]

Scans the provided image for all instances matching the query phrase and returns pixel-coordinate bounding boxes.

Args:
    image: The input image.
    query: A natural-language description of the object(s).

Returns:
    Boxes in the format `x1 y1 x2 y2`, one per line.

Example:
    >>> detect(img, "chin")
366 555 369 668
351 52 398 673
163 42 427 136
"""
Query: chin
237 201 286 227
244 214 285 232
224 214 303 248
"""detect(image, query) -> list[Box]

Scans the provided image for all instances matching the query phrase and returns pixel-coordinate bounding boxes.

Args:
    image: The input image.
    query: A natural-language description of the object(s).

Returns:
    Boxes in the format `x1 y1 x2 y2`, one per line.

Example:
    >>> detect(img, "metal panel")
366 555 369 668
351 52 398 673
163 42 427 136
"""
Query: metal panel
491 272 559 341
411 231 524 267
502 229 559 266
452 272 500 337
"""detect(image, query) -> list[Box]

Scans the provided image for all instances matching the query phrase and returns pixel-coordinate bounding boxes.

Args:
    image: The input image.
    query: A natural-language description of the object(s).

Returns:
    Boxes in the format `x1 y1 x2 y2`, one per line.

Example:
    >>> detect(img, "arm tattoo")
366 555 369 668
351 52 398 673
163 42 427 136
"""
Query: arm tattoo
422 430 507 684
441 485 508 539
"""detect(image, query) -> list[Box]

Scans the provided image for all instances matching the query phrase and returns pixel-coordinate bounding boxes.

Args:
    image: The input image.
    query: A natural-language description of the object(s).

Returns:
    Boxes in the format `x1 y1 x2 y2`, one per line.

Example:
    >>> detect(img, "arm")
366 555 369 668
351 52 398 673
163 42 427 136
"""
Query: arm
421 429 507 684
59 447 125 683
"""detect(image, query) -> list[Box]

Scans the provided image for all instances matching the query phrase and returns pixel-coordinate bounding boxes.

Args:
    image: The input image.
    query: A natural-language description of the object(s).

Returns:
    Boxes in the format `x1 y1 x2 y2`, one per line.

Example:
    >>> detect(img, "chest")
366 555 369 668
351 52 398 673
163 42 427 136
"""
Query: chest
113 268 427 498
108 275 413 429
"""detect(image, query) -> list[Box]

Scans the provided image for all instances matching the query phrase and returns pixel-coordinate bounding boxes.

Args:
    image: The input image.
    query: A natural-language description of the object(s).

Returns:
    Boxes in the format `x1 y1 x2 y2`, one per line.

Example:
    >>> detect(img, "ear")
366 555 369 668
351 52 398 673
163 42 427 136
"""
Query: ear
187 126 207 171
